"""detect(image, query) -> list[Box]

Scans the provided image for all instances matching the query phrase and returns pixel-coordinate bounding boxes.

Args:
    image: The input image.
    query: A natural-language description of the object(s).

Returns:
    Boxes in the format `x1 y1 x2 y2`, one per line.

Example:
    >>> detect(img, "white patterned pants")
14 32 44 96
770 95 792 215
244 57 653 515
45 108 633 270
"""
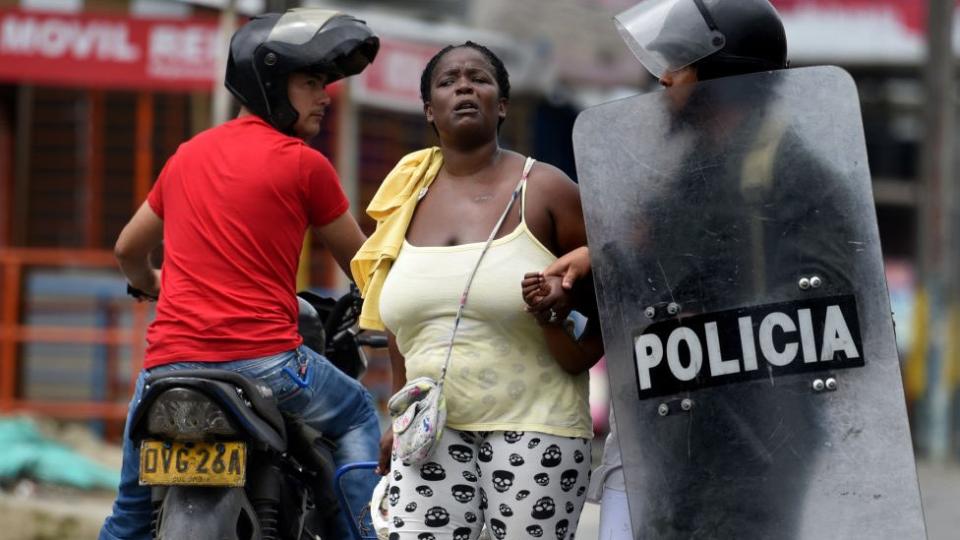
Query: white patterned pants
387 428 591 540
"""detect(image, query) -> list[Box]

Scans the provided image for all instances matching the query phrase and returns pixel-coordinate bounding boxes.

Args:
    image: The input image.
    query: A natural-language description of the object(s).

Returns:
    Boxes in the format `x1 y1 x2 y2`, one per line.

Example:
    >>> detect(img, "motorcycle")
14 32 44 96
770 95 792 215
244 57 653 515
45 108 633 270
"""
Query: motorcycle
126 285 386 539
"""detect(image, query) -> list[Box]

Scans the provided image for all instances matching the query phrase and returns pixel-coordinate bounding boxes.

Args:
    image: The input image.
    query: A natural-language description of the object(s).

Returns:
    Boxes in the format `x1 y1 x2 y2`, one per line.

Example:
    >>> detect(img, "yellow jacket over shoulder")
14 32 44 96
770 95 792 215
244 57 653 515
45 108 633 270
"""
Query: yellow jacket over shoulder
350 147 444 330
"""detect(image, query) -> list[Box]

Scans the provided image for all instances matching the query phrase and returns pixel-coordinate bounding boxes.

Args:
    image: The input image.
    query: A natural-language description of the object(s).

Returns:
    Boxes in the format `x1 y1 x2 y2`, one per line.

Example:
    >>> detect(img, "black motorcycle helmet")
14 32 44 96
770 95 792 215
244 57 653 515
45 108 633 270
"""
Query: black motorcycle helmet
617 0 787 81
225 8 379 133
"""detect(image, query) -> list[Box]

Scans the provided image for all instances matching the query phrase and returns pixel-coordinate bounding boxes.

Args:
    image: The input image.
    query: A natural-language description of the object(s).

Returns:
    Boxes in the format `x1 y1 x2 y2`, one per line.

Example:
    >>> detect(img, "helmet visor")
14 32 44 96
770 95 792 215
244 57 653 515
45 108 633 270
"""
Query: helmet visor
267 8 339 46
614 0 726 79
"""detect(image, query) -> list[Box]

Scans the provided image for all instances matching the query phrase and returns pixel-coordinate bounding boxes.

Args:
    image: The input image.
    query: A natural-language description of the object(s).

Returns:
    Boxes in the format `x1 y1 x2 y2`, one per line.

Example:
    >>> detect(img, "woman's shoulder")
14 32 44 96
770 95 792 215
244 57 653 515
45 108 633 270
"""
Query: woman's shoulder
499 151 573 187
523 157 579 199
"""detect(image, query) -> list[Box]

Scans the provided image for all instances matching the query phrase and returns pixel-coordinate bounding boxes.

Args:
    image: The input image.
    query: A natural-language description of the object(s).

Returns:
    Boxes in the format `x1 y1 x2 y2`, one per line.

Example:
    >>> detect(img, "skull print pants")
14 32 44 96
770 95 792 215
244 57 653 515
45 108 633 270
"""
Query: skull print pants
387 428 591 540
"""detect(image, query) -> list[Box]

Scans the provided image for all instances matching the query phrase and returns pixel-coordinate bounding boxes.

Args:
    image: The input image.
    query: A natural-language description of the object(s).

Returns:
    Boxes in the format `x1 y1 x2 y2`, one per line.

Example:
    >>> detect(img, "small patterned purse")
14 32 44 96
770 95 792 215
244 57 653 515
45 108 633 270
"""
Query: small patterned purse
387 377 447 465
387 158 535 466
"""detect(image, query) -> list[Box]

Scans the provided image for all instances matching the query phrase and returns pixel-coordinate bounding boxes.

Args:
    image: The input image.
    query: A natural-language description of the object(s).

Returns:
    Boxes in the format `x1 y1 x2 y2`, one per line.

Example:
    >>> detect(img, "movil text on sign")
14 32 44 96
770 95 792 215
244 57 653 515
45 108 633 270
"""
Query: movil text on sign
0 9 219 91
633 295 865 398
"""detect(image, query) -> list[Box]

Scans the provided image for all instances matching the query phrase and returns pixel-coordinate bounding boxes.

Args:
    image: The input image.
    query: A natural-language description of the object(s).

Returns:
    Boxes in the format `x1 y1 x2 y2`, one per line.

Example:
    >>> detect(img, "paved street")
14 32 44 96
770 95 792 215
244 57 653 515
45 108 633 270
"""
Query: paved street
0 459 957 539
914 461 960 540
574 460 960 540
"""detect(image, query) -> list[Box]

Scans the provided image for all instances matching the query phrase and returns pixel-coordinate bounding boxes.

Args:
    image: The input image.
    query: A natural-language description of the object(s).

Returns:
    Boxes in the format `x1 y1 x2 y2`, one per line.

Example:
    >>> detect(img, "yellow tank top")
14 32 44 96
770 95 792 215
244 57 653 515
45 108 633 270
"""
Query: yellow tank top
379 178 592 438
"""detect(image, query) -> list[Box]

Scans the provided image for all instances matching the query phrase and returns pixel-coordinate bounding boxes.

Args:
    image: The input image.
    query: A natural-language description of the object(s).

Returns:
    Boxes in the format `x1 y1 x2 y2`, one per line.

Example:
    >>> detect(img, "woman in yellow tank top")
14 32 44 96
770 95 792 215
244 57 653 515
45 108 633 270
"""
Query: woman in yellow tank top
352 42 603 540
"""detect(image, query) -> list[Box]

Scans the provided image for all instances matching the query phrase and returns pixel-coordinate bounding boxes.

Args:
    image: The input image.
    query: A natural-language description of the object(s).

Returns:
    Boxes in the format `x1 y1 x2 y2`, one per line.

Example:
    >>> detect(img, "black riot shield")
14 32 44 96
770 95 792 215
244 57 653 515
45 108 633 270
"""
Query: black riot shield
573 66 925 539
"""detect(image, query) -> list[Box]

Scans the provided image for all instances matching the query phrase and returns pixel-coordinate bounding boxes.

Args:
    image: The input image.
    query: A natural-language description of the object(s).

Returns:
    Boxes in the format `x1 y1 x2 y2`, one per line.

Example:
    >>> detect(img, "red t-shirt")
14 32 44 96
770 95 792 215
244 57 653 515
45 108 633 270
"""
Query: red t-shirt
144 115 349 368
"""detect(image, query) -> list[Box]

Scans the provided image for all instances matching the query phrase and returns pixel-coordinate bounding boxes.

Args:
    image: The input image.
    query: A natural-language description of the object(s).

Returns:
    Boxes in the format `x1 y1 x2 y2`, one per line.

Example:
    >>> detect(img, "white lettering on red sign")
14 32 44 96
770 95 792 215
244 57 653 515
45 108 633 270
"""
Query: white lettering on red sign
148 25 218 79
0 14 140 62
354 39 440 111
383 50 425 97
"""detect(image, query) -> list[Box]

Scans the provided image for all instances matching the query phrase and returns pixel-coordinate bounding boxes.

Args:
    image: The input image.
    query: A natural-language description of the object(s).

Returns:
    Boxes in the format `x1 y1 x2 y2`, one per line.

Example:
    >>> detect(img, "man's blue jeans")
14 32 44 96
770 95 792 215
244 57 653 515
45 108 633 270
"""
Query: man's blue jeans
99 345 381 540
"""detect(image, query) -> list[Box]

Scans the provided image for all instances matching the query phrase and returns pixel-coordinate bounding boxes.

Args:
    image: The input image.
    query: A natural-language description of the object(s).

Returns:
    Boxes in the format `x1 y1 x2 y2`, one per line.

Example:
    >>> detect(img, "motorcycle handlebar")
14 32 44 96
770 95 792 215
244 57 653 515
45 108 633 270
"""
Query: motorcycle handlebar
324 288 360 338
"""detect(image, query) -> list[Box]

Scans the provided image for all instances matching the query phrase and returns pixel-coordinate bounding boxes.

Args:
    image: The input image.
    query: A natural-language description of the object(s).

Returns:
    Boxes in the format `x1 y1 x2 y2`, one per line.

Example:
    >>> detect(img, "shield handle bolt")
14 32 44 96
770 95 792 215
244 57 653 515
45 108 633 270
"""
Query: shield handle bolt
657 403 669 416
812 379 825 392
645 307 656 319
825 377 838 391
798 277 811 290
810 276 823 288
680 398 693 411
667 303 680 315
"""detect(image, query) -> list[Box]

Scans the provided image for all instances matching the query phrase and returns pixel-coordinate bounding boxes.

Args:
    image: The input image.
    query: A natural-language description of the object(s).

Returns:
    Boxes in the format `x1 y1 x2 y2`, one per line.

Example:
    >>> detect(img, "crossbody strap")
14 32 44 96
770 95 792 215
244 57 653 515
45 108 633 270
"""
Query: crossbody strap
436 157 536 392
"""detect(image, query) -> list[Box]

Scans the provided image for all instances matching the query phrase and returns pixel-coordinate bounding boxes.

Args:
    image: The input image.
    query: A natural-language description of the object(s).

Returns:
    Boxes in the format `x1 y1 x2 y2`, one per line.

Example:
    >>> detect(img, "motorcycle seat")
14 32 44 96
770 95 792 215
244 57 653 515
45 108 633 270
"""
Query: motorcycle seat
146 368 286 442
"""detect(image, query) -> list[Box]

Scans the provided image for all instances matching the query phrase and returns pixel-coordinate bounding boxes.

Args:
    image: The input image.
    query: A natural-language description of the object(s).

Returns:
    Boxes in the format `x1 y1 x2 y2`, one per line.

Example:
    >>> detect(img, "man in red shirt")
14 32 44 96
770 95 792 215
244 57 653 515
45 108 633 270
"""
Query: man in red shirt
100 10 380 540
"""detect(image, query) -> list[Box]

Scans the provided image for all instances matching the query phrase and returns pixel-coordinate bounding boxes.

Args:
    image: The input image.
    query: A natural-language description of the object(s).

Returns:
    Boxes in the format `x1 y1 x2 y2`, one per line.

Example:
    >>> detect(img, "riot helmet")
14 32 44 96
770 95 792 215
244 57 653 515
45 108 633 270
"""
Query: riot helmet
615 0 787 81
225 8 379 133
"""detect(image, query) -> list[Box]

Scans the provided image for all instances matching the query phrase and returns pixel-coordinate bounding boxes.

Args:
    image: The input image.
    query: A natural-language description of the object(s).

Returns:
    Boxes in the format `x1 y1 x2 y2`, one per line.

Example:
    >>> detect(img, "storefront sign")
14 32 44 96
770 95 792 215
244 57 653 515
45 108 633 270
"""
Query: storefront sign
353 38 440 113
0 8 220 91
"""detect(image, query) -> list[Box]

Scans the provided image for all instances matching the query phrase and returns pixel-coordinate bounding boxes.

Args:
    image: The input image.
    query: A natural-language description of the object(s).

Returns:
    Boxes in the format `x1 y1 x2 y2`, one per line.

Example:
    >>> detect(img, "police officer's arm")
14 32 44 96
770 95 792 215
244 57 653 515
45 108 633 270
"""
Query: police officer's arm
115 201 163 296
765 133 855 295
545 246 591 290
521 246 593 318
376 331 406 475
314 212 367 279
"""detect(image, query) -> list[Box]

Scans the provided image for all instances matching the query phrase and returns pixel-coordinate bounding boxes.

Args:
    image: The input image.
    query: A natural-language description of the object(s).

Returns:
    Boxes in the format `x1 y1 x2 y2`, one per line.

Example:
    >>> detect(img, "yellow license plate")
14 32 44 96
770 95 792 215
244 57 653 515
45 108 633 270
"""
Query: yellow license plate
139 440 246 487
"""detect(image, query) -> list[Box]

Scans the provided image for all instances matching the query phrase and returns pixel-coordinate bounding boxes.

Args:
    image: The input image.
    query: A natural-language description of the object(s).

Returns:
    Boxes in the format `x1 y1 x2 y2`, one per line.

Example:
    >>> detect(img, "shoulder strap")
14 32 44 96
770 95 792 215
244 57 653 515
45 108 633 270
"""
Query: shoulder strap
519 157 536 220
436 160 531 390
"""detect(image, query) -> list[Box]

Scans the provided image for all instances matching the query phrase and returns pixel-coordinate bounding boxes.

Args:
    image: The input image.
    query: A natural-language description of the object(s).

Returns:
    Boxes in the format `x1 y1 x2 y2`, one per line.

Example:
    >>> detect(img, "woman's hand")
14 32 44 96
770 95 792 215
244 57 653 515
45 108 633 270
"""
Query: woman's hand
376 428 394 476
522 272 572 325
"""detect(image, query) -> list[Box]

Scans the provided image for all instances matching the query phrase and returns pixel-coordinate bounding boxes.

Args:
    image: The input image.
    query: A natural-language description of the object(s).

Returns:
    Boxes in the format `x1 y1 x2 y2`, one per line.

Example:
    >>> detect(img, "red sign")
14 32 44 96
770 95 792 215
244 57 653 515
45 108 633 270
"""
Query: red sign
353 38 441 112
774 0 930 34
0 9 220 91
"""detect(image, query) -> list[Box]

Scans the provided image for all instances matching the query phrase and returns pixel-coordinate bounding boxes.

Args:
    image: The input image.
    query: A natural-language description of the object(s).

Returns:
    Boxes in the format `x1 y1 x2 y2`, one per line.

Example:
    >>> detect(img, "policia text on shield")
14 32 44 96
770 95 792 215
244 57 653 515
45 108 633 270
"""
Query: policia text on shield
634 295 863 398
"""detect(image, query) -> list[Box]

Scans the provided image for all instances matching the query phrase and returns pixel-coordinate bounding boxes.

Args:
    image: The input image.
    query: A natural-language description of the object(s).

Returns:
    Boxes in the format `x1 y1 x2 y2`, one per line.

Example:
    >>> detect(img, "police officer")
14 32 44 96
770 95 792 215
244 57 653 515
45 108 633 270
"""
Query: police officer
538 1 850 538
